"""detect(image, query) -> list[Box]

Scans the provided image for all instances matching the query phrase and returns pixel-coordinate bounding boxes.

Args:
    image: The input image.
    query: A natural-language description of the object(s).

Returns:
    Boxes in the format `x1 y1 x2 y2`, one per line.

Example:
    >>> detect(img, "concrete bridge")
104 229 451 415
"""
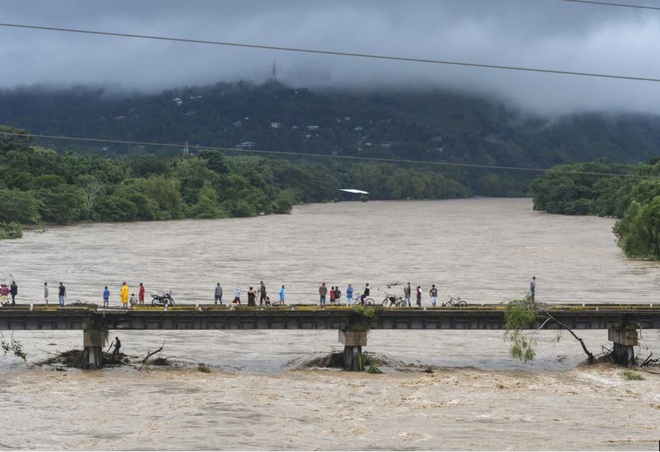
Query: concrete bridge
1 304 658 370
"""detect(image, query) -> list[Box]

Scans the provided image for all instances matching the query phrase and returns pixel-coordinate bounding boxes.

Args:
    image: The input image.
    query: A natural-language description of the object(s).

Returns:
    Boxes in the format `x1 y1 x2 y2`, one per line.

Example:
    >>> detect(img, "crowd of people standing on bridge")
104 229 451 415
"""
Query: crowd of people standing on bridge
0 280 148 309
0 277 539 308
215 281 286 307
314 282 437 307
213 281 455 307
216 277 538 307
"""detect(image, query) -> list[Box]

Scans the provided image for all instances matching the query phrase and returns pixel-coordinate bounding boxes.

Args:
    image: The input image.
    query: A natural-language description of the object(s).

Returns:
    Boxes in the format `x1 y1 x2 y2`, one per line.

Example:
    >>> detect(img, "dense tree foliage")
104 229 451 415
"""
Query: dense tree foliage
4 80 660 257
3 82 660 197
530 158 660 260
0 125 474 237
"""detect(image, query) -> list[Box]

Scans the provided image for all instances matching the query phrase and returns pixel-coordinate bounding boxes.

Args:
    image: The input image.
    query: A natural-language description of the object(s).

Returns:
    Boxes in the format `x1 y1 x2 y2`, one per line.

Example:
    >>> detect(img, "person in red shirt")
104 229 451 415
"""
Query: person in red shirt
138 282 145 304
0 284 9 305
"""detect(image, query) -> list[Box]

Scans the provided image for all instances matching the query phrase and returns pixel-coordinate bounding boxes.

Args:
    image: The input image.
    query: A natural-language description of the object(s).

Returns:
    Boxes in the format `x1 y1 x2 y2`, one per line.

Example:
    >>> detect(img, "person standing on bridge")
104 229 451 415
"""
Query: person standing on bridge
103 286 110 307
247 286 257 306
58 282 66 307
44 282 49 305
0 284 8 305
9 281 18 305
346 284 353 306
139 283 145 305
429 284 438 307
279 285 285 305
120 282 129 308
215 282 223 305
233 287 241 305
404 282 412 307
416 286 422 307
259 281 267 306
530 276 536 301
319 282 328 306
334 286 341 305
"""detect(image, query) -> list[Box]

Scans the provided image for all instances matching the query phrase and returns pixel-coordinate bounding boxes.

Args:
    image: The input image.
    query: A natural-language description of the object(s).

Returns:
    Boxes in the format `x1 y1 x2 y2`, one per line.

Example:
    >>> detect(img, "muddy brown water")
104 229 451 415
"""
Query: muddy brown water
0 198 658 450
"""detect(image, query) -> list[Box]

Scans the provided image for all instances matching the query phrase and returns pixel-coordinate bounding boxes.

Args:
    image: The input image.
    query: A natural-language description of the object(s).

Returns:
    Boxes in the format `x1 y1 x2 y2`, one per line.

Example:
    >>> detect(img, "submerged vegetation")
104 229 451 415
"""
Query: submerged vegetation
0 221 22 239
39 349 126 368
503 297 540 363
504 296 597 365
1 332 27 361
622 370 645 381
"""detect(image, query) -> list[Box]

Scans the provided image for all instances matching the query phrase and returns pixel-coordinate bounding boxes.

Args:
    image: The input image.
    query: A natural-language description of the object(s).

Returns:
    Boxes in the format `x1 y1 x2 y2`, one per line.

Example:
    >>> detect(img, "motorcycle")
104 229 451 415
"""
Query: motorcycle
151 291 175 307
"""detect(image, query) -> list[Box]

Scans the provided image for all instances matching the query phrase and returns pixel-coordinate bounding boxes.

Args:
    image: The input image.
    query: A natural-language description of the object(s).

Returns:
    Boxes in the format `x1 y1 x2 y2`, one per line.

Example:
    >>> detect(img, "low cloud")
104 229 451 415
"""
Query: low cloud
1 0 660 115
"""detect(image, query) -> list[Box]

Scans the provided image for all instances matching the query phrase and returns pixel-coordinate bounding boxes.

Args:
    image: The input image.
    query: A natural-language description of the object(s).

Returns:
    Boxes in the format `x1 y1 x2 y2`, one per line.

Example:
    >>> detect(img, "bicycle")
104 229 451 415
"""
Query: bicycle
442 296 468 308
354 293 375 306
381 293 407 307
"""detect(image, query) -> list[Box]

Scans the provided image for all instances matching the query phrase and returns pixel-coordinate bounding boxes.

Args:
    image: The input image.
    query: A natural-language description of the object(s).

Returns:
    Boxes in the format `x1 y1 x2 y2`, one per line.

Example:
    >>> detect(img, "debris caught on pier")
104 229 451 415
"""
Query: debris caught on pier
39 349 128 369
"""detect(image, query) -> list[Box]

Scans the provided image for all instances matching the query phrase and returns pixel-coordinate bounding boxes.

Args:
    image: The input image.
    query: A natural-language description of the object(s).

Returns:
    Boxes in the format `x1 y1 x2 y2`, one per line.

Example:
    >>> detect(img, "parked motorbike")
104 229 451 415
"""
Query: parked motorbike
151 291 175 307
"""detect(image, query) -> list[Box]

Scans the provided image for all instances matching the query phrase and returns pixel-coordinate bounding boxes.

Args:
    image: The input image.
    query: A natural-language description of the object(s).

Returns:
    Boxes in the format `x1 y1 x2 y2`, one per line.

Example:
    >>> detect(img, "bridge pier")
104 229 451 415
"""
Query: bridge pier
339 330 368 371
82 329 105 369
608 328 638 367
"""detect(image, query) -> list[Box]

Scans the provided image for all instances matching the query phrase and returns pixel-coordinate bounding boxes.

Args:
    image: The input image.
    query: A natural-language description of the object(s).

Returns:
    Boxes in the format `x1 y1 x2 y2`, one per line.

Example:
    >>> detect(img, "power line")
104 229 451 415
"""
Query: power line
0 130 656 179
560 0 660 11
1 22 660 84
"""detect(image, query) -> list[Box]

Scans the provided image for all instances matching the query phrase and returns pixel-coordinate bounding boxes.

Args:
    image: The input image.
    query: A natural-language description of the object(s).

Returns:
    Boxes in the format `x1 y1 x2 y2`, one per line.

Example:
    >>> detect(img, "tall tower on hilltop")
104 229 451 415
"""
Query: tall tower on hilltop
267 60 278 84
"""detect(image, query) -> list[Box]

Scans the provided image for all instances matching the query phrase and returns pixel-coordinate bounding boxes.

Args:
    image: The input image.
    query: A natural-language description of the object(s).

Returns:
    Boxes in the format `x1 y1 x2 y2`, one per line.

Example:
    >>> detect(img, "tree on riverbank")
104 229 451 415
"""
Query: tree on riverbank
0 125 473 238
530 158 660 260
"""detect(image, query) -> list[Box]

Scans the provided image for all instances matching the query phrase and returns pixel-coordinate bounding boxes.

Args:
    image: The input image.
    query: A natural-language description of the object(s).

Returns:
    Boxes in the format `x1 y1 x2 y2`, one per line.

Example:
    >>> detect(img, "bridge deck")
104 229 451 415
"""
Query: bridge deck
1 304 659 331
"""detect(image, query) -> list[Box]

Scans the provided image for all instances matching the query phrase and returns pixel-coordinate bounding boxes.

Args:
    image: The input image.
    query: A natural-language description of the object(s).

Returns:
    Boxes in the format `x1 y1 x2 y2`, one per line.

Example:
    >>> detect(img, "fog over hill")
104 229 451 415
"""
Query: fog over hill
1 81 659 173
2 0 660 115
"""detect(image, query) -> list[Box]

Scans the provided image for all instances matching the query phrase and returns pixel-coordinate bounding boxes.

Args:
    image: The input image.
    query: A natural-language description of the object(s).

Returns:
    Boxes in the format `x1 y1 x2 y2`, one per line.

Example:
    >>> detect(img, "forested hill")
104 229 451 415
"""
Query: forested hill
1 81 660 168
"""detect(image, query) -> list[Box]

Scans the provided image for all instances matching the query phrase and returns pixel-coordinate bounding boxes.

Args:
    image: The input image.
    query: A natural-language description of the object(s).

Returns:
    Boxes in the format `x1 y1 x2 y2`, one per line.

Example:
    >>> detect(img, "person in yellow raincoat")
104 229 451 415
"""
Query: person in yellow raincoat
120 282 130 308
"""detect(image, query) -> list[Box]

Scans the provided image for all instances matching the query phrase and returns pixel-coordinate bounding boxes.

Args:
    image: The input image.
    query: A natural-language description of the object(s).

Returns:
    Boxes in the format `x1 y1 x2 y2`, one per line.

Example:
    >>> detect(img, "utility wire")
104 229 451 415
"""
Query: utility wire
0 22 659 84
560 0 660 11
0 13 658 180
1 130 656 179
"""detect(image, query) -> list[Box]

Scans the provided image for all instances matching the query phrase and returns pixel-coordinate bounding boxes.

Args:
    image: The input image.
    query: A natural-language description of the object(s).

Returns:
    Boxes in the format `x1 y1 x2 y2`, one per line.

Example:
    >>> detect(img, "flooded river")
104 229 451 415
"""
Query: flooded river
0 198 658 450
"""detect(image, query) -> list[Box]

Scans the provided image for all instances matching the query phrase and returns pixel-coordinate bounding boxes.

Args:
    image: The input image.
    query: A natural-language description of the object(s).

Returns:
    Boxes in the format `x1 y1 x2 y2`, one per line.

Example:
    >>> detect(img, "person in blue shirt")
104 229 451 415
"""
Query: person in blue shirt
346 284 354 306
279 285 285 305
103 286 110 307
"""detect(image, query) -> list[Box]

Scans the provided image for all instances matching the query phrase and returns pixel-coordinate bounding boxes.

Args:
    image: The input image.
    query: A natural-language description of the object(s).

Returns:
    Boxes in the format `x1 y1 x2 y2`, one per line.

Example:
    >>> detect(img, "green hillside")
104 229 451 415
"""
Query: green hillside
2 81 659 170
2 80 660 256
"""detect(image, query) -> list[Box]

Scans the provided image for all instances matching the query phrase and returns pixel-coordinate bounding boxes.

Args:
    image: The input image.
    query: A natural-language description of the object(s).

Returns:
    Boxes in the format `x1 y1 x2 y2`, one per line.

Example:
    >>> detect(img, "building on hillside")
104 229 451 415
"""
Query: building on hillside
235 142 257 150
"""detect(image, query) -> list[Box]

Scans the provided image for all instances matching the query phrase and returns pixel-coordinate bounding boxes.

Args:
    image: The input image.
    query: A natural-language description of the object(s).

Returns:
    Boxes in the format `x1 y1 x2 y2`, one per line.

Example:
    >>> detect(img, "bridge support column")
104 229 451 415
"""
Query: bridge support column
608 328 638 367
82 329 105 369
339 330 368 371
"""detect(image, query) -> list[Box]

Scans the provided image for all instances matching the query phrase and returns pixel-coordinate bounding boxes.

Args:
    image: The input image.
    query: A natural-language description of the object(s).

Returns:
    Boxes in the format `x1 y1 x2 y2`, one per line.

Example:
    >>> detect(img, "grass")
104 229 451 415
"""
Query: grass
622 370 645 381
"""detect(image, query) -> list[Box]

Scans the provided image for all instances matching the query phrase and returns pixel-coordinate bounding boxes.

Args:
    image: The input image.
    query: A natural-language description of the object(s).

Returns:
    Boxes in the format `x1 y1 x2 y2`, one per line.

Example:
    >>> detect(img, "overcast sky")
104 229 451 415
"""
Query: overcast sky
2 0 660 115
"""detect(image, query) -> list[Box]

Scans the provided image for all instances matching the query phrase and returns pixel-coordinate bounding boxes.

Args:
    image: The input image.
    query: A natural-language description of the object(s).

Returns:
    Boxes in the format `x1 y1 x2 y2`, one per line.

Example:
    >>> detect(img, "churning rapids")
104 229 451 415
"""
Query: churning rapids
0 198 659 450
